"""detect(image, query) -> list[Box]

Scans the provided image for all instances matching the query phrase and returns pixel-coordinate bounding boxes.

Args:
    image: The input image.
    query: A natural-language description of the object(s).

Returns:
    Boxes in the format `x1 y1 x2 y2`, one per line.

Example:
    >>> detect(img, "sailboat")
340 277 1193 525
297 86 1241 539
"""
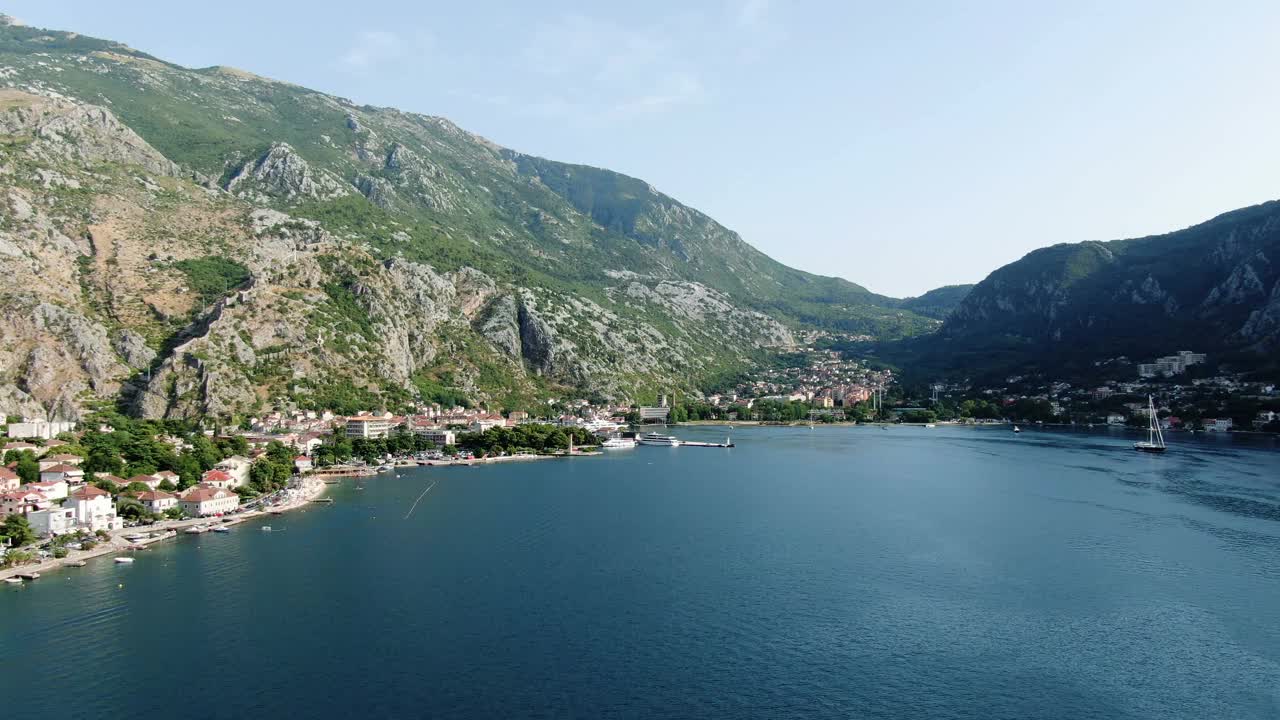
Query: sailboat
1134 395 1167 453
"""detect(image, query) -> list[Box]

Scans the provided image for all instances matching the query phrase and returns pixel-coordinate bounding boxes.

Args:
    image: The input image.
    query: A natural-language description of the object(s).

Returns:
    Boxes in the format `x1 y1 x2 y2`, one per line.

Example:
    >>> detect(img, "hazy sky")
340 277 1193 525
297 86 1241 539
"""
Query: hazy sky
7 1 1280 296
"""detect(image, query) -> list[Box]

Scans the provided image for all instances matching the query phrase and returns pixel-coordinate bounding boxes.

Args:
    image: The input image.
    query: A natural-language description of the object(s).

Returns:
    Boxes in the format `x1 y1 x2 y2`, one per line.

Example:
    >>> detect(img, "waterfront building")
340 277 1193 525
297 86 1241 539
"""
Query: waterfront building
345 415 393 439
294 456 313 473
638 406 671 423
412 427 456 446
180 486 239 517
136 490 178 514
1206 418 1234 432
65 485 121 532
28 505 77 536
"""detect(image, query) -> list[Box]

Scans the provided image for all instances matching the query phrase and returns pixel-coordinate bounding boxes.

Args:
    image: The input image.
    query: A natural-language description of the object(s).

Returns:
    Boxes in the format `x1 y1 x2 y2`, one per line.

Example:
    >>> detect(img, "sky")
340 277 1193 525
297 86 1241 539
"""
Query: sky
6 1 1280 297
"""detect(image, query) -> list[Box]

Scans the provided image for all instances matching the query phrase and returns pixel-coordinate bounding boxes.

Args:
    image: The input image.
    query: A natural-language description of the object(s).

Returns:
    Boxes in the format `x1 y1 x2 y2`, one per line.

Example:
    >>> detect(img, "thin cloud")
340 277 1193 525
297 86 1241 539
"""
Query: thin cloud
339 30 409 72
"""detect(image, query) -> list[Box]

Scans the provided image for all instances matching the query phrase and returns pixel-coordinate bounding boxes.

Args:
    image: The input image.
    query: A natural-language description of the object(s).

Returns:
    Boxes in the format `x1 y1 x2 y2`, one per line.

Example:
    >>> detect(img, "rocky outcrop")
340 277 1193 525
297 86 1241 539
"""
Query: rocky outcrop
224 143 350 202
477 295 521 359
517 302 557 376
0 90 181 178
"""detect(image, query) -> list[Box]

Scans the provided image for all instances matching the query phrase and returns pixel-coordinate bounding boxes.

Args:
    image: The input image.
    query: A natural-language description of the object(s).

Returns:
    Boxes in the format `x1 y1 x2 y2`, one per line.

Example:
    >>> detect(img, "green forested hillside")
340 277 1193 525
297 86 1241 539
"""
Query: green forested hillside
890 202 1280 381
0 17 937 420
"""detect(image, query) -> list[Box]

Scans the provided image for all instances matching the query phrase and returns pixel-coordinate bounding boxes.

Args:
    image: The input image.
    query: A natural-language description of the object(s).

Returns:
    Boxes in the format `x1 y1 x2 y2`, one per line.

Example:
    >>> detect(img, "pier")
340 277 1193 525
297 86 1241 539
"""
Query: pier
680 440 736 448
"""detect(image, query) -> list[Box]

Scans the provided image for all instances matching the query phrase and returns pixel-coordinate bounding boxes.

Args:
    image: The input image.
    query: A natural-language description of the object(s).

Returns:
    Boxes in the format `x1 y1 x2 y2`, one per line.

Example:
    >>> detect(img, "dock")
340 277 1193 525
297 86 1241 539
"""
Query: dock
681 440 735 448
310 497 334 504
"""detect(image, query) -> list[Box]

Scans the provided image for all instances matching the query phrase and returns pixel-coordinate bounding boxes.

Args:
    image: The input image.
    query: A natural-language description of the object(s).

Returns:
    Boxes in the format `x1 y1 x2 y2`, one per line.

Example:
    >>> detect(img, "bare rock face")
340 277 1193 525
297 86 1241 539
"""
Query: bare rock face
0 90 181 178
1237 279 1280 348
517 301 557 376
449 267 498 318
354 173 399 209
112 329 155 370
0 300 130 419
476 295 521 358
224 142 350 202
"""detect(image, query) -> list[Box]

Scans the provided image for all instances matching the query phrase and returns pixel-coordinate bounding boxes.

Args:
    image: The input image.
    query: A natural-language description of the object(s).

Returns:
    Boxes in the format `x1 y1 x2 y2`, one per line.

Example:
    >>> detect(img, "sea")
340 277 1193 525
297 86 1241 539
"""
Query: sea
3 424 1279 719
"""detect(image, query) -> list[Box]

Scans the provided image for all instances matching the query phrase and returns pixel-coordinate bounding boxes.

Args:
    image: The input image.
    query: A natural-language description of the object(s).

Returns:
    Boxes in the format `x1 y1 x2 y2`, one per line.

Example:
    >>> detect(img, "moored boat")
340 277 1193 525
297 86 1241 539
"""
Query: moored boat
114 557 134 564
601 436 638 449
638 432 681 447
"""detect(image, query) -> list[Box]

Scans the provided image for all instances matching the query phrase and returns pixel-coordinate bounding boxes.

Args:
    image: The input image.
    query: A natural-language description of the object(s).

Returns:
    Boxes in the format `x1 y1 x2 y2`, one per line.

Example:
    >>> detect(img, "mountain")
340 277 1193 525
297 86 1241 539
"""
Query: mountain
897 201 1280 381
897 284 973 320
0 17 938 420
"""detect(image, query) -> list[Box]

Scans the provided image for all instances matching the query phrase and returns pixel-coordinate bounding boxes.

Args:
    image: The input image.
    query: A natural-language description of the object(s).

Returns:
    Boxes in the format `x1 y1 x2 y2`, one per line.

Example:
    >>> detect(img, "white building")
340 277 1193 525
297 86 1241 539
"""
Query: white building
38 464 84 486
200 470 237 489
413 427 456 446
23 479 67 501
0 490 49 516
0 468 20 492
180 486 239 517
214 456 252 487
65 485 121 532
345 415 393 439
28 506 77 536
126 475 163 491
136 491 178 514
1206 418 1234 432
5 420 76 440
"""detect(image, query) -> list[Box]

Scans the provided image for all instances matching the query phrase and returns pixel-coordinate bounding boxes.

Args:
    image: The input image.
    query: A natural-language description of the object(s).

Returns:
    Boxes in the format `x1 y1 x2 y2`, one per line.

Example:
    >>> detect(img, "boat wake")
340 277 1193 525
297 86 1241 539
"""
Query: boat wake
404 480 439 520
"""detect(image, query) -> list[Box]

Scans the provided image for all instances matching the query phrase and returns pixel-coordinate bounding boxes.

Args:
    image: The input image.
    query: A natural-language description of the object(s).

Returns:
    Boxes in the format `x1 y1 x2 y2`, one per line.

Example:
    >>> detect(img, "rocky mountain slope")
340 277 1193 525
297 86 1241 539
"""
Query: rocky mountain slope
0 17 935 421
899 201 1280 380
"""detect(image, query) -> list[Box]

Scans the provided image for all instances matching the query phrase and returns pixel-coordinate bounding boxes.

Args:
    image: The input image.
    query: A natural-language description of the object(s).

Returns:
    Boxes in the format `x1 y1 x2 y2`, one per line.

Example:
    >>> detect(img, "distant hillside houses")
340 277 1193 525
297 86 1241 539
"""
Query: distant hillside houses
1137 351 1206 378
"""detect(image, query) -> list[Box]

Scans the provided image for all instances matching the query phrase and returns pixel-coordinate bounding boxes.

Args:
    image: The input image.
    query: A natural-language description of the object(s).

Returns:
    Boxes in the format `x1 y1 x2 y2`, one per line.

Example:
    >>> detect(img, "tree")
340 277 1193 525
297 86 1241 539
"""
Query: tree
116 497 148 521
14 451 39 484
2 513 37 548
164 506 187 521
124 481 152 495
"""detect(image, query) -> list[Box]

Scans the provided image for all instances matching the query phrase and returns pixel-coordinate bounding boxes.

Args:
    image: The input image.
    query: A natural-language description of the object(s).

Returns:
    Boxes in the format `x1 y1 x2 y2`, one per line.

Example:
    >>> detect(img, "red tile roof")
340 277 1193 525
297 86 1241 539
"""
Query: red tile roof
182 486 235 502
202 470 233 482
70 485 110 499
136 491 176 501
41 464 80 473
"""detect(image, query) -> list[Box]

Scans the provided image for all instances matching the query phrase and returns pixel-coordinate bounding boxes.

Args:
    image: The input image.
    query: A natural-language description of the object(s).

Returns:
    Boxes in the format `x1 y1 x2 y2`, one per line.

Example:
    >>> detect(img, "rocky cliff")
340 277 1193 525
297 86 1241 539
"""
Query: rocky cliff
0 23 838 420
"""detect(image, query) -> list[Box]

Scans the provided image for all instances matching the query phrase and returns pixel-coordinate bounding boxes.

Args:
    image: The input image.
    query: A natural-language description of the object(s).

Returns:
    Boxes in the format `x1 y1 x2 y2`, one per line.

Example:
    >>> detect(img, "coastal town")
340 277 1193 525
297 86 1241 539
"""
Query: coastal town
5 343 1280 579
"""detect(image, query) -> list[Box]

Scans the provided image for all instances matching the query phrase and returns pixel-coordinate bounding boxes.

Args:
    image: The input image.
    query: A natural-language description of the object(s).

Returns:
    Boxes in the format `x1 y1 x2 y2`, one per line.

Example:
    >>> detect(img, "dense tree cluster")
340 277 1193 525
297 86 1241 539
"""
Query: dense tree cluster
456 424 597 455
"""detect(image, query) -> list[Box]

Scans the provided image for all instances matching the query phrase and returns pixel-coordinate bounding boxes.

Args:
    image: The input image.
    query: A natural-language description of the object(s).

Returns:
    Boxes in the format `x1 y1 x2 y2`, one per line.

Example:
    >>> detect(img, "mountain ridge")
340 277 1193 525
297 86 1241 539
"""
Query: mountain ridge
891 199 1280 382
0 19 944 421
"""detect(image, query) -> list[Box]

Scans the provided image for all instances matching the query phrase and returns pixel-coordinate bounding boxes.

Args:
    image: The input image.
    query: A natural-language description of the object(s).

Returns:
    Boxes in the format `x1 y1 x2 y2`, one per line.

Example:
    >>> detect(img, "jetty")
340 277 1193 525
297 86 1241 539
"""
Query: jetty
681 439 736 448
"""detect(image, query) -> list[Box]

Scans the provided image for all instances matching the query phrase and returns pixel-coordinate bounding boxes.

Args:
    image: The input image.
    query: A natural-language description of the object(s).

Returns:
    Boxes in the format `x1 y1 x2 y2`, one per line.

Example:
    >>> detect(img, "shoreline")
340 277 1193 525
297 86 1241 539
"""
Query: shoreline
1 476 326 582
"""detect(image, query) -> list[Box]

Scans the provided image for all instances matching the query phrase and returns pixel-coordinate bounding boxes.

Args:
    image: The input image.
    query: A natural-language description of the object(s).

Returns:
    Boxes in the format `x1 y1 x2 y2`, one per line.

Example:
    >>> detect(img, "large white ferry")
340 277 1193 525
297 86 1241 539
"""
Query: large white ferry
638 432 681 447
601 437 638 449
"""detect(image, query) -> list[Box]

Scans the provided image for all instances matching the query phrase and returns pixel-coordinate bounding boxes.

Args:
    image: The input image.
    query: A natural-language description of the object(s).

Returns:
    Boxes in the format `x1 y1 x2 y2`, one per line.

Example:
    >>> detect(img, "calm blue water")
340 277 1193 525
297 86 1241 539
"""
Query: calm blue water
3 425 1280 719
